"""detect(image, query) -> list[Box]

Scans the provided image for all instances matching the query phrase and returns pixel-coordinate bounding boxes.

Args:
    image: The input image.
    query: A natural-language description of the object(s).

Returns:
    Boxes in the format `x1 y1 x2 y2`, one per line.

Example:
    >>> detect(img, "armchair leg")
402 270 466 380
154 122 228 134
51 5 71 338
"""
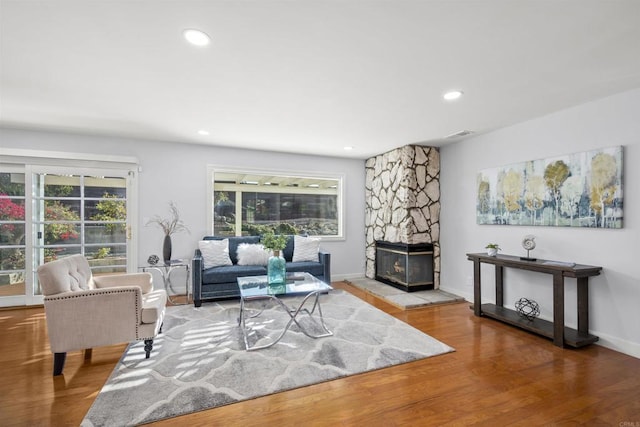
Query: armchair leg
144 339 153 358
53 352 66 376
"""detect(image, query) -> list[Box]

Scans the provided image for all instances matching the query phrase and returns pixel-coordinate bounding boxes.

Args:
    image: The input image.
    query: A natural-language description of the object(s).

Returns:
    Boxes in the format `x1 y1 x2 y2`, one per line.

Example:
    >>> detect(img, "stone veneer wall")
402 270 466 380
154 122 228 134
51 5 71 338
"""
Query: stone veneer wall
365 145 440 289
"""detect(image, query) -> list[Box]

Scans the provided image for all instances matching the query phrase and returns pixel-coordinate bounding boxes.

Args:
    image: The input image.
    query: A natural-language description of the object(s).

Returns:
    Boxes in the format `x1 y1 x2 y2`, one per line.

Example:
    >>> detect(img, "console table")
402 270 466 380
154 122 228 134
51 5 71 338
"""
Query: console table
466 253 602 348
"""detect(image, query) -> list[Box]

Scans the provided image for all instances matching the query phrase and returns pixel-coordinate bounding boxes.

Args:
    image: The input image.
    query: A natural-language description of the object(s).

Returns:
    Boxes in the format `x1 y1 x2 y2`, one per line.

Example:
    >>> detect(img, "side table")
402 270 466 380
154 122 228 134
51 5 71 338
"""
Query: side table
139 260 191 305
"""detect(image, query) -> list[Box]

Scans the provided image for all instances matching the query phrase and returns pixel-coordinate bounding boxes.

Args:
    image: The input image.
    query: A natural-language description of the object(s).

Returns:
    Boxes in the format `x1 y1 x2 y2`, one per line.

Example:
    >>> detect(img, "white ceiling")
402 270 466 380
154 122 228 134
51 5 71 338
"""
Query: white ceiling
2 1 640 159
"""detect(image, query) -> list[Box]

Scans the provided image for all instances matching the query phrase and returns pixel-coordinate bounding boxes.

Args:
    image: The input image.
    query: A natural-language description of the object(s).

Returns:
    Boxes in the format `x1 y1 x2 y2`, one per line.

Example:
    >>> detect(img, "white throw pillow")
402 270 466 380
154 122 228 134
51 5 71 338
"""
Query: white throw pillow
292 235 320 262
199 239 233 269
237 243 270 266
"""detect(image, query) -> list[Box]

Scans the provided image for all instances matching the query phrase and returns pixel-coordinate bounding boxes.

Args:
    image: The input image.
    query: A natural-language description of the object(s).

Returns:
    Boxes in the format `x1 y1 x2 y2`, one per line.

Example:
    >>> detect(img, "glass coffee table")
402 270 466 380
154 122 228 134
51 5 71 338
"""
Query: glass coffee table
237 272 333 351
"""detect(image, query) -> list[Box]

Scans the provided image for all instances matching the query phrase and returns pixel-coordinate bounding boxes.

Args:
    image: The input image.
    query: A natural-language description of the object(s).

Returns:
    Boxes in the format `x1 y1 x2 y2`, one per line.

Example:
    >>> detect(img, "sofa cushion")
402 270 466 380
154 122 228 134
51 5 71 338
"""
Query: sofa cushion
286 261 324 278
199 239 233 269
292 235 320 262
202 264 267 284
140 289 167 324
281 235 295 262
204 235 261 264
237 243 270 266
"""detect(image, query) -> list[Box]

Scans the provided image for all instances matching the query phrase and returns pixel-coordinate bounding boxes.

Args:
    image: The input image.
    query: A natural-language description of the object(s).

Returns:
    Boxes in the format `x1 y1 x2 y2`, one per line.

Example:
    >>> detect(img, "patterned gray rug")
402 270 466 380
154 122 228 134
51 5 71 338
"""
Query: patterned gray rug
82 290 454 426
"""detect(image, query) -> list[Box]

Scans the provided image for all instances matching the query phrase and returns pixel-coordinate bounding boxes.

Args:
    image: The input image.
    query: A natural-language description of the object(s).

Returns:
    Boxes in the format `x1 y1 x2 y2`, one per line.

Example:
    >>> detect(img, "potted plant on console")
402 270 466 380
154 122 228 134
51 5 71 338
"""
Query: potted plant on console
262 231 289 285
485 243 501 257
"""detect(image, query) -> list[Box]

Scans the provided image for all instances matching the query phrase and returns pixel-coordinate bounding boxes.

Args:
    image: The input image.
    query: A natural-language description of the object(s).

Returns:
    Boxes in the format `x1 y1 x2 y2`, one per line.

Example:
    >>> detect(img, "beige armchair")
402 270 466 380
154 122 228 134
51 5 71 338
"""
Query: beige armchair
37 254 167 376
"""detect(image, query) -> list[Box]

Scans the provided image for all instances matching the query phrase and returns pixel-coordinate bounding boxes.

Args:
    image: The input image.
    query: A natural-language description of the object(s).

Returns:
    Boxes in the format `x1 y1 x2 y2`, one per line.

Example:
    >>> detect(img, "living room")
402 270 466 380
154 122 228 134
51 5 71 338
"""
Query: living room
1 1 639 424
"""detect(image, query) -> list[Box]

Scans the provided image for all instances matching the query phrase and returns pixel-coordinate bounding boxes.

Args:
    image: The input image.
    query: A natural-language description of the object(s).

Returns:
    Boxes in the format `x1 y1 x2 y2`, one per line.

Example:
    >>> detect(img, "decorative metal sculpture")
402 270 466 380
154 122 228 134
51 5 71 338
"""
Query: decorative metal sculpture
520 235 537 261
515 297 540 321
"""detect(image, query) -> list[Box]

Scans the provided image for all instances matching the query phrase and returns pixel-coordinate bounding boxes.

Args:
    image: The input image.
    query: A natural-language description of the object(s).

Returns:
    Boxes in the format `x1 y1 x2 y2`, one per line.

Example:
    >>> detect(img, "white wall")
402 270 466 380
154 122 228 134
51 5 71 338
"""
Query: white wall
0 129 367 282
440 88 640 358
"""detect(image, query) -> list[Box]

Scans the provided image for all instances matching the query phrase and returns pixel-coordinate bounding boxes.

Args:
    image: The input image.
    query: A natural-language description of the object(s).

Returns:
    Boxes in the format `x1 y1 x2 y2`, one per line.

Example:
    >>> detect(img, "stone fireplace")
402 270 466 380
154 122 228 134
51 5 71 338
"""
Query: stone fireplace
365 145 440 289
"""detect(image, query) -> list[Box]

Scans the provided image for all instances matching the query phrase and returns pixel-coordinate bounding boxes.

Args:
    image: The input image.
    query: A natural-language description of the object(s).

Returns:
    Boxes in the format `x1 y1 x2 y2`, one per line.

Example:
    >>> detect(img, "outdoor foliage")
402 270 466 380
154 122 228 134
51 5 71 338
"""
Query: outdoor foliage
91 193 126 233
44 201 80 243
1 194 26 270
0 195 25 242
0 187 128 270
214 189 339 237
0 174 24 197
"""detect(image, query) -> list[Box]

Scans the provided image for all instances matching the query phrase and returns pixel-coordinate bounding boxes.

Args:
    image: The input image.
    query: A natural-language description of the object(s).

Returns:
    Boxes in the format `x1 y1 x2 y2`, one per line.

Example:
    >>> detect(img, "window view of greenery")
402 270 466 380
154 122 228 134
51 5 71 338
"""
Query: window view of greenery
213 172 340 238
0 171 128 298
33 174 128 275
0 172 26 297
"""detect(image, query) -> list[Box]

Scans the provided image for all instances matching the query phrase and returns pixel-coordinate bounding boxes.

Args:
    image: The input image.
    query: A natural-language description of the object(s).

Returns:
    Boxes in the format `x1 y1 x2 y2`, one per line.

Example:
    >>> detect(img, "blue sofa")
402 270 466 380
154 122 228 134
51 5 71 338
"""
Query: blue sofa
192 235 331 307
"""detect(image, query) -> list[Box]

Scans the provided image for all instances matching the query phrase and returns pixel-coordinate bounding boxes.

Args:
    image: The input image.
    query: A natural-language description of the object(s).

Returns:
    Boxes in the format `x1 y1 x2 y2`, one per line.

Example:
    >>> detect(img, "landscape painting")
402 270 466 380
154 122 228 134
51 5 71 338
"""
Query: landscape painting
476 146 623 228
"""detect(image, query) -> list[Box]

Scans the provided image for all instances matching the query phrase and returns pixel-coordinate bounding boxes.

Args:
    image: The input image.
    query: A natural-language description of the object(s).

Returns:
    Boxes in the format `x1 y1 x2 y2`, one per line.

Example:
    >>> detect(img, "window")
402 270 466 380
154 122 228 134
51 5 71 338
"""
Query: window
208 168 344 239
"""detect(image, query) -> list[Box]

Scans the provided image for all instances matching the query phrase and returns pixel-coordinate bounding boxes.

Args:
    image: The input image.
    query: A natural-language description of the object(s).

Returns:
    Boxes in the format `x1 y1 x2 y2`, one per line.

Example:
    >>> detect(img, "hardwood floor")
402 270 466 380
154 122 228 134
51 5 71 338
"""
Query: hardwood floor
1 282 639 426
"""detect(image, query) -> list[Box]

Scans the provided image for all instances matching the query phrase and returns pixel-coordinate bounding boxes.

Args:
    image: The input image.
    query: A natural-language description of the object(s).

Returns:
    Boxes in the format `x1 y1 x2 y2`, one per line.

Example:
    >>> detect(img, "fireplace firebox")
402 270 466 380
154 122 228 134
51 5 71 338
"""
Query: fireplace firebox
375 241 434 292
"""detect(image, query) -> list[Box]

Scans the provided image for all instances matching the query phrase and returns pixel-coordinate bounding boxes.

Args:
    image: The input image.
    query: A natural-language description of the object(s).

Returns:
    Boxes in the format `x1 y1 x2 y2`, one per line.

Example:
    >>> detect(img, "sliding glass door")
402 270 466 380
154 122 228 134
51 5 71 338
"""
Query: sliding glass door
0 165 134 307
0 168 26 305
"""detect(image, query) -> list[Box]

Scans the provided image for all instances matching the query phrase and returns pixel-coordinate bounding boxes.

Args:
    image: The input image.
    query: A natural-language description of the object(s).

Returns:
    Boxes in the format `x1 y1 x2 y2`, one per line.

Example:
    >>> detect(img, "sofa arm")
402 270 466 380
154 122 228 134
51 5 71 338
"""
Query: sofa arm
94 272 153 293
319 251 331 284
192 249 203 307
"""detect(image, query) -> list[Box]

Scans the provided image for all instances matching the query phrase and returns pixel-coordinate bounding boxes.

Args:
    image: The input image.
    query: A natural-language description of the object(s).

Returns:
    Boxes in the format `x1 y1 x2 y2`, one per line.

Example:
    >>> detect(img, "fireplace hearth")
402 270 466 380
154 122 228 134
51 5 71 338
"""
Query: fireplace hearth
375 241 434 292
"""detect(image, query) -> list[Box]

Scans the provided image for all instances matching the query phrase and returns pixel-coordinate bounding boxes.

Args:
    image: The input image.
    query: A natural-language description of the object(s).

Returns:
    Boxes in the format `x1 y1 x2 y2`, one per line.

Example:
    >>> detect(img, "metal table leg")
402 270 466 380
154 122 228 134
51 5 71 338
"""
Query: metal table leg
239 291 333 351
141 264 190 305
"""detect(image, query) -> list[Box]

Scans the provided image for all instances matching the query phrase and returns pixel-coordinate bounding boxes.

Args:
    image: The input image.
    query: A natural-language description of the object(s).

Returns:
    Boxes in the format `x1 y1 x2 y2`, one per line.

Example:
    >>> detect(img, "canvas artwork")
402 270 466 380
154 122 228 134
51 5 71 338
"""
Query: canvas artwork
476 146 623 228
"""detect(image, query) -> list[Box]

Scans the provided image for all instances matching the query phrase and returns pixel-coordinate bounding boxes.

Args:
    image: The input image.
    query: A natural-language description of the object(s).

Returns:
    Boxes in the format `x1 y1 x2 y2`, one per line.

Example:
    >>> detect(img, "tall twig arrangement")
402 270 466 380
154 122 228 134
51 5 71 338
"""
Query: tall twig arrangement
146 201 189 236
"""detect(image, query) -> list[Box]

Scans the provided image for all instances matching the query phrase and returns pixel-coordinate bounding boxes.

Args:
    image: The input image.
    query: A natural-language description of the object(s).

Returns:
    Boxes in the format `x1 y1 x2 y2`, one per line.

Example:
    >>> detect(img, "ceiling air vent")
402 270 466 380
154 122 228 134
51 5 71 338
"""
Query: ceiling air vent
445 130 474 139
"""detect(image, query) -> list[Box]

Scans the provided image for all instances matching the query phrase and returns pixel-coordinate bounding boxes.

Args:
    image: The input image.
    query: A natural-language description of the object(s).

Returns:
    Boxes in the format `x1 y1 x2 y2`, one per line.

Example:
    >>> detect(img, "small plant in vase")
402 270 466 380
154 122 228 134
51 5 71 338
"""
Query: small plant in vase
262 232 289 285
146 201 189 264
485 243 501 257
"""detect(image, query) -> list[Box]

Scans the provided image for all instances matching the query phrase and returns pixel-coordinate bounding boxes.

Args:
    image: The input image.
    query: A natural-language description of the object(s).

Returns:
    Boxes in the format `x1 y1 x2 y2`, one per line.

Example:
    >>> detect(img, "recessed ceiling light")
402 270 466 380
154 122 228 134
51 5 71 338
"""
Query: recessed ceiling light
183 29 211 46
343 146 353 151
443 90 463 101
197 130 210 136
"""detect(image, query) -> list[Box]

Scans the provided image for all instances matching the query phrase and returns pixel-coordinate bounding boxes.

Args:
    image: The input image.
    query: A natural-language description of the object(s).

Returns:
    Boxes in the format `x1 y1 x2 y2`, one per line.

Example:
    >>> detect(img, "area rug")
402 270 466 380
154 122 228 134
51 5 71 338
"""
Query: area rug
81 290 454 426
347 277 466 309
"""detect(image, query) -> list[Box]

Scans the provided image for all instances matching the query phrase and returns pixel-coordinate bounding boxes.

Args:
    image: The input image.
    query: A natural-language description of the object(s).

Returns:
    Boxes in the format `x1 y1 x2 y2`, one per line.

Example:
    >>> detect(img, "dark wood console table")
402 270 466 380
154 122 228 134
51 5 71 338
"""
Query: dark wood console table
466 253 602 348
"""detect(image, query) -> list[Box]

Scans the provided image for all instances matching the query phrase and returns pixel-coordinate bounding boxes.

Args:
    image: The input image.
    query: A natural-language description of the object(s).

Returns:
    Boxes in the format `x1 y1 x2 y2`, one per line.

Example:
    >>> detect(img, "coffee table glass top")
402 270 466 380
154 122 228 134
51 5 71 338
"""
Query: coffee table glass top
237 272 332 298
